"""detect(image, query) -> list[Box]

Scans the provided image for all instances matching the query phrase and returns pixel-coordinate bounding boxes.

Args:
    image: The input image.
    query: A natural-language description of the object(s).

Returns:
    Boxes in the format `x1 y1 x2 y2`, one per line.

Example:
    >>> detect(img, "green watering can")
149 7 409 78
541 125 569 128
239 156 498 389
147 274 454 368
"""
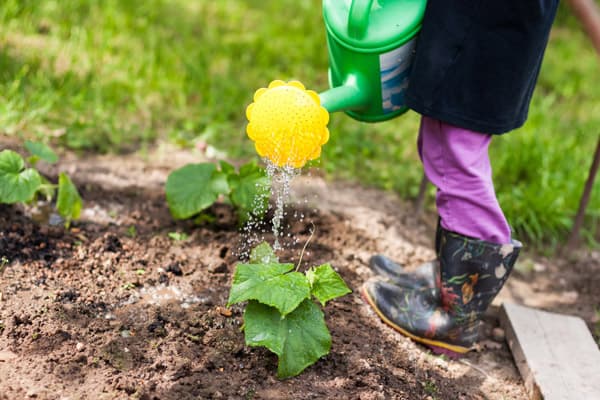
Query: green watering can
320 0 427 122
245 0 427 168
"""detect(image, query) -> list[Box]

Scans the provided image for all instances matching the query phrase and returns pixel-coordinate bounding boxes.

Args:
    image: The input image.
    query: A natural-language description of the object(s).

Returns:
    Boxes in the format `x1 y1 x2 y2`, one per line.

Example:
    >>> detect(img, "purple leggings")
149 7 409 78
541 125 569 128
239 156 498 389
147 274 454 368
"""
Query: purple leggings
418 116 511 244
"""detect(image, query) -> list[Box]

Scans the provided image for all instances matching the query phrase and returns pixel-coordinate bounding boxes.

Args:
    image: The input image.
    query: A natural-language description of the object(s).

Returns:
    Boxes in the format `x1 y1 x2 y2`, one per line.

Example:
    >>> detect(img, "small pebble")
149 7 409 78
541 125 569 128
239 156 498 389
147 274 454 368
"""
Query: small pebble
48 213 63 226
76 342 85 352
492 327 505 342
533 262 547 272
216 306 232 317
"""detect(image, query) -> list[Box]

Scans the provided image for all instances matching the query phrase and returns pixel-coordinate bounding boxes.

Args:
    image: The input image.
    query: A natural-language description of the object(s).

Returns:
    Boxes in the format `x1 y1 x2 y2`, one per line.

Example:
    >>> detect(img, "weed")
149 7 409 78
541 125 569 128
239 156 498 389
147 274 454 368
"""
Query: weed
168 232 188 241
184 333 201 343
126 226 137 238
423 379 439 397
0 256 8 275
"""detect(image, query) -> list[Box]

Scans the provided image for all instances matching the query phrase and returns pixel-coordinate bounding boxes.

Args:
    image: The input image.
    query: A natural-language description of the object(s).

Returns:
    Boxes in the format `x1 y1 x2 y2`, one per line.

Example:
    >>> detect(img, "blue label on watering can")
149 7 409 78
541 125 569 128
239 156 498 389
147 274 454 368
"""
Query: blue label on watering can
379 37 418 113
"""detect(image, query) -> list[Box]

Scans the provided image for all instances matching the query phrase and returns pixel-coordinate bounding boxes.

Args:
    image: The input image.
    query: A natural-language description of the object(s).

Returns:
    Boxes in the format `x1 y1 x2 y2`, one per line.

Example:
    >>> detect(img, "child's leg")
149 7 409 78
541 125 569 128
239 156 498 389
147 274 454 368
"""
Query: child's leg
417 115 511 244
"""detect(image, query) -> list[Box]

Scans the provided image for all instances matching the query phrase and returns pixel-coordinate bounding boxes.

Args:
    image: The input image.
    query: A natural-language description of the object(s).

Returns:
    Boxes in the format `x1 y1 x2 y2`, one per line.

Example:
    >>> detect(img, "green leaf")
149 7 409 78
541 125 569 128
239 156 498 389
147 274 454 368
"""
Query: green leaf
24 141 58 164
244 299 331 379
228 162 270 224
219 160 235 175
243 300 287 355
56 172 82 227
308 264 352 306
0 150 42 204
228 263 310 315
165 163 229 220
249 242 278 264
0 150 25 172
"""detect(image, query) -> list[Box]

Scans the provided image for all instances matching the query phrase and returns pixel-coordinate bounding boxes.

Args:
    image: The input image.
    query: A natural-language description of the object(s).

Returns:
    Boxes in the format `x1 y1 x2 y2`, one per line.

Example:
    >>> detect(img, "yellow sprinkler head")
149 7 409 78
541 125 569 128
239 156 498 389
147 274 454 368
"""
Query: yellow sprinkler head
246 80 330 169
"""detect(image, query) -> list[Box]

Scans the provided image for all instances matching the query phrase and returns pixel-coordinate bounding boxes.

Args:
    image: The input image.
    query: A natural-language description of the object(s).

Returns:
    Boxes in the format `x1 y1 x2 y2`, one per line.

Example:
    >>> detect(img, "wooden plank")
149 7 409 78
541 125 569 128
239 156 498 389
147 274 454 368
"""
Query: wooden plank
499 303 600 400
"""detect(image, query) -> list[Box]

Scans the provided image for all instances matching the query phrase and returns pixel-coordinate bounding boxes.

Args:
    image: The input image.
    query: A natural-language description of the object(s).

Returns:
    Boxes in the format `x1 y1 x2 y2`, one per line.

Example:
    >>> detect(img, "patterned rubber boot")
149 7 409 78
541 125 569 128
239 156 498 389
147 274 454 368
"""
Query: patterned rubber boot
362 227 521 357
368 221 441 288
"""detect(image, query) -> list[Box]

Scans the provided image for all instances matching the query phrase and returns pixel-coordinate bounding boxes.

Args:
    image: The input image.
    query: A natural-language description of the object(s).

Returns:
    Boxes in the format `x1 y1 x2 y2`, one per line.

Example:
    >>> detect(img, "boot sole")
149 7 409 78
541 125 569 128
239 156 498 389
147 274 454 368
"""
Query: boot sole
360 285 470 358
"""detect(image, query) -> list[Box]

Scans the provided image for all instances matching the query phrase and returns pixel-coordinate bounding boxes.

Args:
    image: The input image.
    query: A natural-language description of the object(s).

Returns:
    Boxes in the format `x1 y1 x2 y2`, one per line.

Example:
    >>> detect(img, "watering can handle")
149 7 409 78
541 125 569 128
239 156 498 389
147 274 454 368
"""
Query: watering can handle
348 0 374 39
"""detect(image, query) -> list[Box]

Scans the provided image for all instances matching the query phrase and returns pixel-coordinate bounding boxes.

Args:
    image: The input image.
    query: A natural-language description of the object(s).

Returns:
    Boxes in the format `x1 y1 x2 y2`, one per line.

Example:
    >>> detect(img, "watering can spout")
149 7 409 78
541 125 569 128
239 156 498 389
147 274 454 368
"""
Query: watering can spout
319 74 372 114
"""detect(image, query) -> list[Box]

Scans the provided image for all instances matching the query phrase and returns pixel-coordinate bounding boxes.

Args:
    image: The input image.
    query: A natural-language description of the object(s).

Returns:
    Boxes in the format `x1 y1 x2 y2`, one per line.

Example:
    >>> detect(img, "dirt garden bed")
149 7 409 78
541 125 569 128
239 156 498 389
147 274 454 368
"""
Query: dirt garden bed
1 144 598 399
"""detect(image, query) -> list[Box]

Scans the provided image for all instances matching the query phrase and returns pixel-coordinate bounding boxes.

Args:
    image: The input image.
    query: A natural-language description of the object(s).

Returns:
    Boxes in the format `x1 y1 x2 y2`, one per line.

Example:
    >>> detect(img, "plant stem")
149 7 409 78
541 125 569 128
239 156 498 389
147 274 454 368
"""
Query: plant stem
295 222 315 272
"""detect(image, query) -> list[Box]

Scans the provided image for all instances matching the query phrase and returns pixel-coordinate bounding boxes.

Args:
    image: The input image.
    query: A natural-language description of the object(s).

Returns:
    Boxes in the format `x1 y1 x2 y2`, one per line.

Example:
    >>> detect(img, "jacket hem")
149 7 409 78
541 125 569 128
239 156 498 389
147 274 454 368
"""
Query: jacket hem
405 98 526 135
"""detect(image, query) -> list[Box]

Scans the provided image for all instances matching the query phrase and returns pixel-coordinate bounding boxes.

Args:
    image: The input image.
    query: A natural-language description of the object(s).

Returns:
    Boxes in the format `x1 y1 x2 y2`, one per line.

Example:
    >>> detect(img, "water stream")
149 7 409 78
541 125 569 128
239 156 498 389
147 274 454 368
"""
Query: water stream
236 160 303 260
265 161 299 251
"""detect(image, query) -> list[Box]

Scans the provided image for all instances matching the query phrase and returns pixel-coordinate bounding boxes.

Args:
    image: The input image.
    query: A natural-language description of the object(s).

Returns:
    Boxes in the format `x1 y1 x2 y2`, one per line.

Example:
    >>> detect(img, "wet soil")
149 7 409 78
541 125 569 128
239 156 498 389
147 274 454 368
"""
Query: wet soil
1 145 598 400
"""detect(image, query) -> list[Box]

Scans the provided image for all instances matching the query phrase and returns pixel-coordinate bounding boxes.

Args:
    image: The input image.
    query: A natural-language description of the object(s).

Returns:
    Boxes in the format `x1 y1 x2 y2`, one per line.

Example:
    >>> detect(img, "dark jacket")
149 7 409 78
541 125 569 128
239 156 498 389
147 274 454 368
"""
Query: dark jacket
405 0 559 134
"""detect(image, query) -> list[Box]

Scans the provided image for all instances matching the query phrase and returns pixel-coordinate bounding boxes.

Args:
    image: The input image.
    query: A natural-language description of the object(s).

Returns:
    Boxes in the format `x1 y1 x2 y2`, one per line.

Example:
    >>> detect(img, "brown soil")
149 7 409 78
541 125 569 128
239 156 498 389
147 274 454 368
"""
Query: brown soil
1 143 599 400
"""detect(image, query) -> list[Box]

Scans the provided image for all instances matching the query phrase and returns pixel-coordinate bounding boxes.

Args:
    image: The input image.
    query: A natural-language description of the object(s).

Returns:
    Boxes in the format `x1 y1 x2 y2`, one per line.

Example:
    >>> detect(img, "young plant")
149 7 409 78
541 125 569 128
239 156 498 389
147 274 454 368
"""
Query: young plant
227 242 352 379
168 231 189 241
0 141 82 227
165 160 270 225
0 256 8 276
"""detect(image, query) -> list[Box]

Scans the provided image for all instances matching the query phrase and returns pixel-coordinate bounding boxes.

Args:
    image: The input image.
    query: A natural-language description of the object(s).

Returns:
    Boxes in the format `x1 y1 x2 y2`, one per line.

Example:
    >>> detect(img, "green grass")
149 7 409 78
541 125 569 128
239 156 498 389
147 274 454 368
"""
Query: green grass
1 1 599 249
0 0 328 152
